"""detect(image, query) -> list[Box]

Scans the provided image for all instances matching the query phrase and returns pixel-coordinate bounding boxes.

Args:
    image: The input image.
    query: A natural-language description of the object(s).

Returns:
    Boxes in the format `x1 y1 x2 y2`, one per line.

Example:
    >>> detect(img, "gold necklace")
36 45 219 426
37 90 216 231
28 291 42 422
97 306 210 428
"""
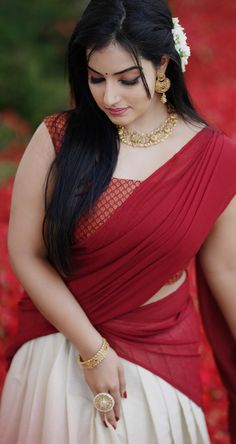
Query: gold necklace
117 111 178 148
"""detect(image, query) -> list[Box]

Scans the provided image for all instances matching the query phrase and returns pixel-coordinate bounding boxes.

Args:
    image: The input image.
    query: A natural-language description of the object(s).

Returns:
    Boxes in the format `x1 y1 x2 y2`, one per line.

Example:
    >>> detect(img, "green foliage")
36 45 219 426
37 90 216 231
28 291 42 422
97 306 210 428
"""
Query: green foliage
0 162 17 184
0 124 15 152
0 0 88 127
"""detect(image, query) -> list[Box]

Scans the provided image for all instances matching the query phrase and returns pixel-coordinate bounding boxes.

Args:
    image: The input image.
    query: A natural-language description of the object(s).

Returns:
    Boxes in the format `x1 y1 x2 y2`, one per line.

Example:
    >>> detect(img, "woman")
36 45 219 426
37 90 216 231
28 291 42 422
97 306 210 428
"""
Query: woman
0 0 236 443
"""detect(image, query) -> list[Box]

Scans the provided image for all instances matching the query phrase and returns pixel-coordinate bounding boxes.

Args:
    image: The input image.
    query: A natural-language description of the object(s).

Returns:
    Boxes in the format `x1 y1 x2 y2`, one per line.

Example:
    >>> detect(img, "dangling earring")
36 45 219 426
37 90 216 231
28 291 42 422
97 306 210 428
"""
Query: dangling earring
155 72 171 104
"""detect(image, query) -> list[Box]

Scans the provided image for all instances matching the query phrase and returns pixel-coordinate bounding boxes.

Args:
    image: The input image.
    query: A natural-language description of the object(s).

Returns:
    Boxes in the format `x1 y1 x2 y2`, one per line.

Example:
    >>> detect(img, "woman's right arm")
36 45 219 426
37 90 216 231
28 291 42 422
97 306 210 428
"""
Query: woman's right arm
8 122 126 428
8 122 103 358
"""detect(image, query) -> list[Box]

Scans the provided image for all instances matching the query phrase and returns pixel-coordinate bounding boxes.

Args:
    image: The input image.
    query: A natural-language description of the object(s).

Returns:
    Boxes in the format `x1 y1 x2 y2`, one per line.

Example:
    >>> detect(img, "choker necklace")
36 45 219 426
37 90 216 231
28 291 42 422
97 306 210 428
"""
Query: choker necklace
117 111 178 148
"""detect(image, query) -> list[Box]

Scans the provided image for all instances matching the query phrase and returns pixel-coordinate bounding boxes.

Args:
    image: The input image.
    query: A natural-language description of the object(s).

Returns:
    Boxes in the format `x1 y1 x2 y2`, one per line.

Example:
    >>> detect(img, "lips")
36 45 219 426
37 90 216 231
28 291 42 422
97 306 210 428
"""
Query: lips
106 107 128 116
108 107 126 111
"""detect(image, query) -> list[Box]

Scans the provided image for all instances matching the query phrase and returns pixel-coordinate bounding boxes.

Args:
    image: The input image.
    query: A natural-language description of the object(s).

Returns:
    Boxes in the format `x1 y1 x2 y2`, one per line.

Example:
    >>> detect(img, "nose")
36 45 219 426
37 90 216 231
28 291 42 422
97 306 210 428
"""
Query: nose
103 81 120 107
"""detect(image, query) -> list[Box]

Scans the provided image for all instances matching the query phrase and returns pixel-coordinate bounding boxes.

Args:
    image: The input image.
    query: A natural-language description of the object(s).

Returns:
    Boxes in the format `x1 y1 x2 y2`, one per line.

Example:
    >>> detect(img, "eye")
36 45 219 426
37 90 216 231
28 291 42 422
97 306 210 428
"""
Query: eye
121 76 140 86
89 77 104 84
89 76 141 86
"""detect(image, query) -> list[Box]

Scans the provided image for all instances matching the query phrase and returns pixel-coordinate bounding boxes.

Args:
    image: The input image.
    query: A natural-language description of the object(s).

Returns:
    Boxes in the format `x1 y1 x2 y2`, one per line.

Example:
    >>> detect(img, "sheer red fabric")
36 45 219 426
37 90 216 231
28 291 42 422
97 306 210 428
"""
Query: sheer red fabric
7 113 236 439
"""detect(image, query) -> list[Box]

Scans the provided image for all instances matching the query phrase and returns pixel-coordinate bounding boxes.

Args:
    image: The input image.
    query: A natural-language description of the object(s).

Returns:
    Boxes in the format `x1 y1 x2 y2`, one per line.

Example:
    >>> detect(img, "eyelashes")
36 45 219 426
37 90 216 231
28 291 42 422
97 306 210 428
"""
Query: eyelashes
89 76 140 86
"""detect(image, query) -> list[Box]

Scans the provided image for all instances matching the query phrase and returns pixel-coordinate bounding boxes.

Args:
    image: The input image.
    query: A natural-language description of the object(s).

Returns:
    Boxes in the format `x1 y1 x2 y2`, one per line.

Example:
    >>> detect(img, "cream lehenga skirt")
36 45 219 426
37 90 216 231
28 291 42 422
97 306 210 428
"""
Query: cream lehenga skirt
0 333 210 444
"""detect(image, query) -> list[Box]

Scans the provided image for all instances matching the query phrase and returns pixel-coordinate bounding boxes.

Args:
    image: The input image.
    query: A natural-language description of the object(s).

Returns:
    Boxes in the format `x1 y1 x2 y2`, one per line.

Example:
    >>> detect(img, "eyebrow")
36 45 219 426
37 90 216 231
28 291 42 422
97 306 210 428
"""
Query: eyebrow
87 65 143 76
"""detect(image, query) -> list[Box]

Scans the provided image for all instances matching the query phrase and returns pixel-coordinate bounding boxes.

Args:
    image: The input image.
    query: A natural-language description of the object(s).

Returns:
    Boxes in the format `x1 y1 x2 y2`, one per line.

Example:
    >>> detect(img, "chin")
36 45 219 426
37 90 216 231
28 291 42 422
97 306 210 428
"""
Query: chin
106 115 127 125
103 109 134 125
109 115 136 126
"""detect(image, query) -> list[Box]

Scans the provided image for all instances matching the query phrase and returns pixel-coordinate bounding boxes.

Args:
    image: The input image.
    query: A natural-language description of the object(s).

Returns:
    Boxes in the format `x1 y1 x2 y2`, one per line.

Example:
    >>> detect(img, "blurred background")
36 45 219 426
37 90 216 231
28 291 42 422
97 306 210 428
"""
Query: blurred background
0 0 235 442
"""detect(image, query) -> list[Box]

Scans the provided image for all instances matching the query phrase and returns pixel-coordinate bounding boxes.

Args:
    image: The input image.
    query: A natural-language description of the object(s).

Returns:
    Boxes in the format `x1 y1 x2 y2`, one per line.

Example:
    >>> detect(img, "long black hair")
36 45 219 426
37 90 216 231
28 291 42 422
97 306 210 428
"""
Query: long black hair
43 0 205 275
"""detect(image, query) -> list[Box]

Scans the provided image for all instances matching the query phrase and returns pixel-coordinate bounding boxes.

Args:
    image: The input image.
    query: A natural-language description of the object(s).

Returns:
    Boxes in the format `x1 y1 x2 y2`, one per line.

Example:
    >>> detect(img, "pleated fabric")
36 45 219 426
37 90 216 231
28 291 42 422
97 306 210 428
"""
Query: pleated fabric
0 333 210 444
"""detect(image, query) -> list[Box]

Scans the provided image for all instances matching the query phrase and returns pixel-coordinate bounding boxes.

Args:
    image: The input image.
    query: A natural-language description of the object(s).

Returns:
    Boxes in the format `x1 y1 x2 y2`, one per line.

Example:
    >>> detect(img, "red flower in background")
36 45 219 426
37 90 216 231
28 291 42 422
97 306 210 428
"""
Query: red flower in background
0 111 28 390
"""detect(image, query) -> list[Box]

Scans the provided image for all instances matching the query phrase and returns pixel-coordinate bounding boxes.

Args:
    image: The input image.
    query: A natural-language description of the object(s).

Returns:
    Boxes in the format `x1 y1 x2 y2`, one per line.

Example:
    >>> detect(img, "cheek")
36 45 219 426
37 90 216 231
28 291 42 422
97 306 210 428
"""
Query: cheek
129 85 147 102
132 76 155 103
132 87 152 110
143 71 157 96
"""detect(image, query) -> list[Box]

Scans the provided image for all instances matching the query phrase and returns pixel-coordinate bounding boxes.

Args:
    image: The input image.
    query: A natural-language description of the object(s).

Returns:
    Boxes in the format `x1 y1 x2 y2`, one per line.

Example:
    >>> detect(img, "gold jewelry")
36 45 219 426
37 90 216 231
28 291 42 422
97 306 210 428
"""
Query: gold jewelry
78 338 109 369
118 111 178 148
94 393 115 413
155 72 171 104
93 393 115 413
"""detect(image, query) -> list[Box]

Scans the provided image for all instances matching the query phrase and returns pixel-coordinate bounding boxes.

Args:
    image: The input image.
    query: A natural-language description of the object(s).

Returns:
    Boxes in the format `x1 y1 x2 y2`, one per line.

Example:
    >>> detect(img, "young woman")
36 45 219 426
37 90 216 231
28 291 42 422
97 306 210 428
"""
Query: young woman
1 1 236 443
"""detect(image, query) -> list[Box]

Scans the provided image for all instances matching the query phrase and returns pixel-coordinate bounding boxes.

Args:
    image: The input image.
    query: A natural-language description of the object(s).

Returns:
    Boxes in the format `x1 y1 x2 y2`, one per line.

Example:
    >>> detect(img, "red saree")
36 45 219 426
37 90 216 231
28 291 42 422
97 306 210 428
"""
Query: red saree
7 115 236 440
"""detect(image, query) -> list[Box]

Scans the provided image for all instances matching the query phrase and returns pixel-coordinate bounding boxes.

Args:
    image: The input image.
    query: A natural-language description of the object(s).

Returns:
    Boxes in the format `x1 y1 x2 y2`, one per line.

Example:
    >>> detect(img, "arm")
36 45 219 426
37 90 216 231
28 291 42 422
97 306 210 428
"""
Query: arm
8 122 103 359
198 195 236 341
8 122 126 427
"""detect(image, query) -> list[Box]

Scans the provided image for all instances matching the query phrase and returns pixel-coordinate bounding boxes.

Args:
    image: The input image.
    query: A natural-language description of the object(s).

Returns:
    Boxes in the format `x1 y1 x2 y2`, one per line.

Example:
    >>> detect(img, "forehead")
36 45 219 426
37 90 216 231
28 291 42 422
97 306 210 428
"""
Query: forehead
87 42 144 76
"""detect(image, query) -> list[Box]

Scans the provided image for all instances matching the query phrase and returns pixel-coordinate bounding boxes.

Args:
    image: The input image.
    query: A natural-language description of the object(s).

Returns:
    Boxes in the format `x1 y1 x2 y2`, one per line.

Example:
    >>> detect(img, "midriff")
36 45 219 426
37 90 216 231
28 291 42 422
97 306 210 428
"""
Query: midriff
140 270 187 306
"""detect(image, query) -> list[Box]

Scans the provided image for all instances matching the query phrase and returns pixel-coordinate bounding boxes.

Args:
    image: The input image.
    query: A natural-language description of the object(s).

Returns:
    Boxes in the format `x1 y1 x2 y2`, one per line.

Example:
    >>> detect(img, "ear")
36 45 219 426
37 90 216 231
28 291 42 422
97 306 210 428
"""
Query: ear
158 55 170 73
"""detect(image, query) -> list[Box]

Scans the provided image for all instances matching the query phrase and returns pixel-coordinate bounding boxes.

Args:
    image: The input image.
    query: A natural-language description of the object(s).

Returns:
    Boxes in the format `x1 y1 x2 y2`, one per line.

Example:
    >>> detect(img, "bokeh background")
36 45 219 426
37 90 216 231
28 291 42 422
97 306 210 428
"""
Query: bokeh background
0 1 236 442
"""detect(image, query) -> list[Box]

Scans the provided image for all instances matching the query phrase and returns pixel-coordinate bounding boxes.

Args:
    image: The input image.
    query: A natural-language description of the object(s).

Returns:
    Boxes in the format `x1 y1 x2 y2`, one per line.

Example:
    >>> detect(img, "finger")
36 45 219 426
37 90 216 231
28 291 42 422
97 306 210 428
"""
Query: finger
109 388 121 424
102 410 117 429
91 387 111 428
93 389 118 429
118 364 127 399
103 415 108 428
103 409 117 429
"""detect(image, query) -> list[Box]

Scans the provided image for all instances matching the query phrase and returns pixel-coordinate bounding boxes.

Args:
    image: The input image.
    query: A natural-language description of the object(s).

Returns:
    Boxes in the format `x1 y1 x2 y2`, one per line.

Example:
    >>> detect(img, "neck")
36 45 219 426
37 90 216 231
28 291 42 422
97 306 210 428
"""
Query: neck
126 96 169 133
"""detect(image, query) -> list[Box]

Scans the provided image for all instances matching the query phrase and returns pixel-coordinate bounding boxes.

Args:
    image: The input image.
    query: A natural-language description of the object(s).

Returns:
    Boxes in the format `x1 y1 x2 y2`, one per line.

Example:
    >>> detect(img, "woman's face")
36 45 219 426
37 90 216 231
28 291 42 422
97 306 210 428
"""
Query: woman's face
87 42 165 128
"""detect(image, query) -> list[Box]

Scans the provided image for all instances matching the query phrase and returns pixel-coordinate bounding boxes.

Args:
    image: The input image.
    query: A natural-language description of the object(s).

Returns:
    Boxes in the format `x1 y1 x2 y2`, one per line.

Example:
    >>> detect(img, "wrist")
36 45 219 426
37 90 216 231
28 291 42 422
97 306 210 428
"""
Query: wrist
78 337 109 369
78 334 103 361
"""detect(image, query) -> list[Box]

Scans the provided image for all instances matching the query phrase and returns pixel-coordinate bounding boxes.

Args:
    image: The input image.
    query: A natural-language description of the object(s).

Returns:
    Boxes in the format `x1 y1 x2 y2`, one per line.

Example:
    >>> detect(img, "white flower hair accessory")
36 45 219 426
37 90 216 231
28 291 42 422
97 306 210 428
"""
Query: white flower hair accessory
172 17 191 72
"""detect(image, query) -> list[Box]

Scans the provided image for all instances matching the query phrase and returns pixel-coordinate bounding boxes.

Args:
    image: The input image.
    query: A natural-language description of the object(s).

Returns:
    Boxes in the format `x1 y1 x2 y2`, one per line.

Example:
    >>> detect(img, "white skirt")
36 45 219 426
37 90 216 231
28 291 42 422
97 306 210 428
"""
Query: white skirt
0 333 210 444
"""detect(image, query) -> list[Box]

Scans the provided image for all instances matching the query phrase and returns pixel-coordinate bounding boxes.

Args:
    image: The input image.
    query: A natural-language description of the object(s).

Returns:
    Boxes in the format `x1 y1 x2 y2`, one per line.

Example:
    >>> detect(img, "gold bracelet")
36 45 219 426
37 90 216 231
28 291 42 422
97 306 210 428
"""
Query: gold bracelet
77 338 110 369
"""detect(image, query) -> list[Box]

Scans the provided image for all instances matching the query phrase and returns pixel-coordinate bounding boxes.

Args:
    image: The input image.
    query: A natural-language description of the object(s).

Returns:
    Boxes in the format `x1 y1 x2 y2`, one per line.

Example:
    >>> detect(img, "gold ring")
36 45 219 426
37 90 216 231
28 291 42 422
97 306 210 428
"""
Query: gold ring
93 393 115 413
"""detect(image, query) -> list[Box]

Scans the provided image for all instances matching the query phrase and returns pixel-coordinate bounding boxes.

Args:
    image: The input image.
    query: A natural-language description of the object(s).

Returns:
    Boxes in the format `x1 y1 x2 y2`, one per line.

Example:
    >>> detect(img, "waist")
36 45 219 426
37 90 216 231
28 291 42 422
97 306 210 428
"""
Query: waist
8 275 198 365
117 276 190 323
97 277 200 353
140 270 187 307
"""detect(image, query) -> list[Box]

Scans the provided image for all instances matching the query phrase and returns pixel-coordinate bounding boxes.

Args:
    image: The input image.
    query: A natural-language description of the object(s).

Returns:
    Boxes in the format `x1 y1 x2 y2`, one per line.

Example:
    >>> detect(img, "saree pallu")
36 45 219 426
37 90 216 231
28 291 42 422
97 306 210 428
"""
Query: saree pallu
5 116 236 440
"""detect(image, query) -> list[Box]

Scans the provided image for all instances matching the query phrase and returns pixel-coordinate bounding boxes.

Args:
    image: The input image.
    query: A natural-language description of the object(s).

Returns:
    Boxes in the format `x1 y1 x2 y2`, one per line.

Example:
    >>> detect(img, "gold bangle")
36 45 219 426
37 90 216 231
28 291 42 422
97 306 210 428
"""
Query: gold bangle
77 338 109 369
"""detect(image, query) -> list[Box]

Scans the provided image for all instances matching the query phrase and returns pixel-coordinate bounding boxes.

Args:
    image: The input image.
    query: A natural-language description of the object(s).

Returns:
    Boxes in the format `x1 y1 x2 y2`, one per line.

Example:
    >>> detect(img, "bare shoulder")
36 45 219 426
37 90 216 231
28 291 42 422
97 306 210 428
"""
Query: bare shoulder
19 121 56 165
14 122 56 192
11 120 57 220
9 122 56 258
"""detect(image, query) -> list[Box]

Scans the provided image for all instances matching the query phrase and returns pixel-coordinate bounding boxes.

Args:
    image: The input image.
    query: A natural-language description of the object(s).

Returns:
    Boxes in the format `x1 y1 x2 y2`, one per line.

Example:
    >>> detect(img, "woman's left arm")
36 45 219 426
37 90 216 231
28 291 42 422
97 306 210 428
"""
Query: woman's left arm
198 195 236 341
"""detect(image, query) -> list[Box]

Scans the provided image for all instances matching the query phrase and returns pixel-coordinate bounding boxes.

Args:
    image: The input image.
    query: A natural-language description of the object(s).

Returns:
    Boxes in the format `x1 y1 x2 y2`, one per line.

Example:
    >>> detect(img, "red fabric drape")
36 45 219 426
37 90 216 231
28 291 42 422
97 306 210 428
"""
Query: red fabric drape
7 116 236 439
196 261 236 439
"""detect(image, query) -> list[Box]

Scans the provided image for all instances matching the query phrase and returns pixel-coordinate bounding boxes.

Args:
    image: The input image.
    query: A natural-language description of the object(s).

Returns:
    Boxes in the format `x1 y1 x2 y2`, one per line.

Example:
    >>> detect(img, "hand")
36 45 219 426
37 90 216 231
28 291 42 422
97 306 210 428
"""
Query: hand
83 347 127 429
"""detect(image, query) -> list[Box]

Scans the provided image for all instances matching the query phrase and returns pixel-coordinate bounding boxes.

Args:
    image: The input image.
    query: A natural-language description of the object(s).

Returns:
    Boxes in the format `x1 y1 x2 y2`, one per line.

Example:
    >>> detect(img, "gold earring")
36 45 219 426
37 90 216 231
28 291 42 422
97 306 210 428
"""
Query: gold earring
155 72 171 104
